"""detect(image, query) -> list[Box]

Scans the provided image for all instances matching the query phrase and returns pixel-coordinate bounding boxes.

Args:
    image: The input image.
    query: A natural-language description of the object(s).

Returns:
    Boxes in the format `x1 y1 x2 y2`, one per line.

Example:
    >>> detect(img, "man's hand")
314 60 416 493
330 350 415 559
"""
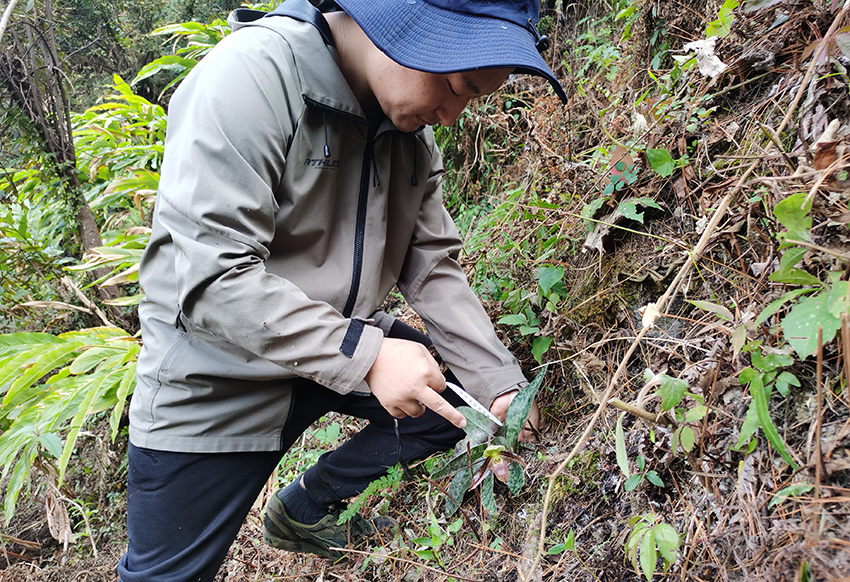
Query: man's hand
364 338 466 429
489 390 541 442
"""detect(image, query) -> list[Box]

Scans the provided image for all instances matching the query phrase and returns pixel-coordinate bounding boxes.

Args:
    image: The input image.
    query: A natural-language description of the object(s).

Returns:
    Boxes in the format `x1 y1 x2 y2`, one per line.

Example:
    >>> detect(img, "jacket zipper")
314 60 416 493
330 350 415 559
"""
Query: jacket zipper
342 137 373 318
302 96 375 319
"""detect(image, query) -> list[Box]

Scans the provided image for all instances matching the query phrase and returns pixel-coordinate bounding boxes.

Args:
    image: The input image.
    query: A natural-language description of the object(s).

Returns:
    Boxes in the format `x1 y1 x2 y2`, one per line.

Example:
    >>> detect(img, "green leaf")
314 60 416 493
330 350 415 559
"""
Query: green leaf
750 350 793 373
538 266 564 294
564 529 575 550
445 467 472 515
684 404 707 423
506 461 525 495
504 368 546 447
646 149 675 177
38 433 63 459
769 484 813 508
769 247 821 286
519 325 539 336
773 192 813 244
750 375 799 470
827 280 850 319
735 401 760 450
497 314 527 326
781 291 841 359
480 472 497 515
755 289 815 327
531 336 553 364
659 374 688 411
624 474 642 491
582 197 608 222
774 371 800 398
639 529 657 581
688 300 734 321
653 523 680 563
616 413 630 477
646 471 664 487
618 197 664 224
678 426 696 452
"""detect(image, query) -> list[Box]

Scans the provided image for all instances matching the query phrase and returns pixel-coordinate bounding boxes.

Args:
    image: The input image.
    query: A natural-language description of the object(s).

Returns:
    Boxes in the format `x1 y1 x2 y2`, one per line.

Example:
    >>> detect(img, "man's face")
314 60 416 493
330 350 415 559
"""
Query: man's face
366 51 512 132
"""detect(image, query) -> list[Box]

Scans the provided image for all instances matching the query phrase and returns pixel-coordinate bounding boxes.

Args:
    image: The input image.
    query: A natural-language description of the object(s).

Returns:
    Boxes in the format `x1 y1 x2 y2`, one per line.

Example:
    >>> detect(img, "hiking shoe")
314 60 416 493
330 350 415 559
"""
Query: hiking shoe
263 491 396 560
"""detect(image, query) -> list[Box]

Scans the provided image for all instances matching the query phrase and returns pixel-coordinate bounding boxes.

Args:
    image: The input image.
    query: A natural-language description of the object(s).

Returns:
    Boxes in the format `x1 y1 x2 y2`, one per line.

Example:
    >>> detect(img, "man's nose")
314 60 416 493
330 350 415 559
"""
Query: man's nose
436 97 469 126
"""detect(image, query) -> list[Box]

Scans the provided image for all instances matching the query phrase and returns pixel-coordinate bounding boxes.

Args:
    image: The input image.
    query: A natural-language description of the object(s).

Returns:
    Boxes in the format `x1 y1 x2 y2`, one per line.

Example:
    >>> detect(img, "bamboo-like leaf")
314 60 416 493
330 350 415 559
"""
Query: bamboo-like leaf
4 341 84 407
69 346 122 375
110 362 136 441
0 351 41 395
750 375 800 470
57 372 107 485
3 444 36 524
0 332 63 351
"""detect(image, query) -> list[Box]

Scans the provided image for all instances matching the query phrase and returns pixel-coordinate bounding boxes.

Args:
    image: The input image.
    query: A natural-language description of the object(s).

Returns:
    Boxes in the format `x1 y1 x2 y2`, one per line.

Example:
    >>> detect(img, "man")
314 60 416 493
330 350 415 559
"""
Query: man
118 0 566 580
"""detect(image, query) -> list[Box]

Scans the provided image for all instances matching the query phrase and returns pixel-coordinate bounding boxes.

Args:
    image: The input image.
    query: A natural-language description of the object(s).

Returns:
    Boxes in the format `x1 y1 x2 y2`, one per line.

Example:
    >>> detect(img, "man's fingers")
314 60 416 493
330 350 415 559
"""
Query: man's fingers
417 387 466 428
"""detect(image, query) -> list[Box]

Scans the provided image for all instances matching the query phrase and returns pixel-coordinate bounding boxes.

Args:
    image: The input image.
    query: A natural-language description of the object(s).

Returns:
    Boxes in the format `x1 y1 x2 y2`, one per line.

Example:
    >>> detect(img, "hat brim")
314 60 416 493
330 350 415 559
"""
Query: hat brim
333 0 567 103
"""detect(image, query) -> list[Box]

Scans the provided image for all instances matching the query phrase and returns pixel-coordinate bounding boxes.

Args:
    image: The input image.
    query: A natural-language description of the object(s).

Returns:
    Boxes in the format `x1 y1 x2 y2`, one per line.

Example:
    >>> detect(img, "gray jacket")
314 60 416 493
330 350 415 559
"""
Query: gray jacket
130 11 527 453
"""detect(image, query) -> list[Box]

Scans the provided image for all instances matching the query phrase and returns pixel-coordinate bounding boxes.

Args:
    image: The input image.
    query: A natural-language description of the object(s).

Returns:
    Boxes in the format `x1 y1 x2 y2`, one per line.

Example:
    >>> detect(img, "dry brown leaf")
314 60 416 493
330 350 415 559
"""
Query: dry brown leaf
813 140 839 170
45 489 71 551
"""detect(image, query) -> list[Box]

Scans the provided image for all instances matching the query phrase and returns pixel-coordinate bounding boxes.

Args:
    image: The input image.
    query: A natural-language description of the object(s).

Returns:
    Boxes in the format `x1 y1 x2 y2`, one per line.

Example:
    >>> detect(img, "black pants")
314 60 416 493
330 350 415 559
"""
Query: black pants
117 322 466 582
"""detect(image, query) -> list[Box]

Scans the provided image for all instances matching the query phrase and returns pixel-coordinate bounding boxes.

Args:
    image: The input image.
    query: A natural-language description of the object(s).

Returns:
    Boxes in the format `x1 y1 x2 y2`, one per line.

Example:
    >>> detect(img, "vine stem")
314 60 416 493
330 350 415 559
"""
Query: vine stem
0 0 20 45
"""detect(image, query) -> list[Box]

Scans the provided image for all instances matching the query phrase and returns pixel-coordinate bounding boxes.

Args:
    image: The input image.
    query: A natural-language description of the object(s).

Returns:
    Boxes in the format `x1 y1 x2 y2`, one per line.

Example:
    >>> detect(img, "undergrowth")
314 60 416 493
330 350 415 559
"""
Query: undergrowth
3 0 850 581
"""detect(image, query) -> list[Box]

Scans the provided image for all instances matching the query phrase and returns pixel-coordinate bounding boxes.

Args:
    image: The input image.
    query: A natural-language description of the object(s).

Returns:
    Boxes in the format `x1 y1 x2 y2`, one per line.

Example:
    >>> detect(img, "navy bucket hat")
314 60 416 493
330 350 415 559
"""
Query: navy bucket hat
332 0 567 103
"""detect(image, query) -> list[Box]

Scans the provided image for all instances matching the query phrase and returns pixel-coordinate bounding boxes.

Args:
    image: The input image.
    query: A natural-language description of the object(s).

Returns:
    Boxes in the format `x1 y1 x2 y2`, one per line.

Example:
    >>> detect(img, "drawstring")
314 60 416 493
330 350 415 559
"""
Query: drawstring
410 138 418 186
174 307 187 332
322 111 330 158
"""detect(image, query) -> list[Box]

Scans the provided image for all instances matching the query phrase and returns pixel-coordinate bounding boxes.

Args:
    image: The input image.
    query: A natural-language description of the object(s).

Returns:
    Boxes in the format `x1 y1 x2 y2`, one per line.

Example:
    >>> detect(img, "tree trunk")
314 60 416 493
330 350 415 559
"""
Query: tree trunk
0 0 120 304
